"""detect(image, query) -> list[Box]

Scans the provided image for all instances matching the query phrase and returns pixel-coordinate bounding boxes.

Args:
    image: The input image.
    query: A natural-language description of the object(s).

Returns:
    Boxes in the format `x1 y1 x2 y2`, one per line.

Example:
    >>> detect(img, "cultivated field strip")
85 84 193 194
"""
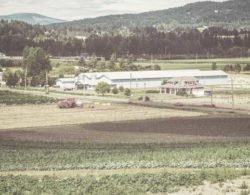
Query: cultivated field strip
0 104 204 129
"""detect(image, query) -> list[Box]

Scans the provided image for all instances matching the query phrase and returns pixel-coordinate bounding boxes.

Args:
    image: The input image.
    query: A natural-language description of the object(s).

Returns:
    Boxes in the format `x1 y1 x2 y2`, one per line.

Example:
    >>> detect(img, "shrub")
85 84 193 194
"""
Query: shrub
112 87 119 94
118 86 124 92
3 70 19 87
144 96 150 102
59 73 64 78
95 82 111 96
224 64 241 72
176 91 188 97
153 64 161 70
212 62 217 70
0 59 22 67
240 190 250 195
146 90 160 94
138 96 150 102
243 64 250 71
124 88 131 96
240 181 248 190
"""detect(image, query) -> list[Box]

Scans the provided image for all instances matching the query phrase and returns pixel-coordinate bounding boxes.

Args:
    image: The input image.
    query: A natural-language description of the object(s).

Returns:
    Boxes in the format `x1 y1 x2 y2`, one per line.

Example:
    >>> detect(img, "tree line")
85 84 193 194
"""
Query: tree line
2 21 250 59
3 47 53 87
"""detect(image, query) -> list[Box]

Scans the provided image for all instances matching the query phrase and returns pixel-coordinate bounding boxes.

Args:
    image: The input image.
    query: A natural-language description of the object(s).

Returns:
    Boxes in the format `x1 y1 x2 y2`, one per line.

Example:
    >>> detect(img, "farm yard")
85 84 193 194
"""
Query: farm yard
128 73 250 111
1 76 250 194
2 7 250 193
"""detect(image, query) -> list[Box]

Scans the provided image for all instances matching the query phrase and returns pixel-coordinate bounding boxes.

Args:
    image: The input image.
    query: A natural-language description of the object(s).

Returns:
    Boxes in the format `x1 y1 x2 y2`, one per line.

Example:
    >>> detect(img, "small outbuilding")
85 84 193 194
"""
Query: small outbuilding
0 52 6 57
160 77 205 97
56 78 76 91
0 72 6 87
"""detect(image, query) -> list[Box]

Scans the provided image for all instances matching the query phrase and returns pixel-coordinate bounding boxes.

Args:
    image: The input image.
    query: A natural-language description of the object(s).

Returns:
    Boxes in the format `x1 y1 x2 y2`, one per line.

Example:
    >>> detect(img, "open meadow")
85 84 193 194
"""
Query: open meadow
7 57 250 77
1 86 250 194
136 58 250 70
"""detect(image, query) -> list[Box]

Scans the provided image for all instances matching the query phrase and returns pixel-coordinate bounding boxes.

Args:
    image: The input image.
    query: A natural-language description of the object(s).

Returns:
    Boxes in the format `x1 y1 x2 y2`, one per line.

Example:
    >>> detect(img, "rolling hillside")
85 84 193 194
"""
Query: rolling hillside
51 0 250 31
0 13 66 25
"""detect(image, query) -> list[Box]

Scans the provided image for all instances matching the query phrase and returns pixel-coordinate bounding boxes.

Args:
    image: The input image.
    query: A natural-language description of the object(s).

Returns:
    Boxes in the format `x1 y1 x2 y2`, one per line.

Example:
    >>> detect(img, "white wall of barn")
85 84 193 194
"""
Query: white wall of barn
77 73 229 89
110 79 163 89
192 88 205 97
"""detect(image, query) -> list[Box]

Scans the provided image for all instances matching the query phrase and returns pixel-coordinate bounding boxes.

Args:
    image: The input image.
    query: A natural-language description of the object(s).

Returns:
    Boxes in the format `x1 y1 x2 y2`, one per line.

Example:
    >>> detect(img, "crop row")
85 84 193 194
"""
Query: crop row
0 169 248 195
1 140 250 171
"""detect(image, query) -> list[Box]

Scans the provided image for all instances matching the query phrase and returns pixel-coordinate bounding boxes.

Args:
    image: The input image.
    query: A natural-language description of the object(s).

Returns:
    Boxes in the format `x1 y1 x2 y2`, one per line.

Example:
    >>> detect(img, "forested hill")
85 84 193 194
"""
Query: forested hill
0 13 65 25
50 0 250 31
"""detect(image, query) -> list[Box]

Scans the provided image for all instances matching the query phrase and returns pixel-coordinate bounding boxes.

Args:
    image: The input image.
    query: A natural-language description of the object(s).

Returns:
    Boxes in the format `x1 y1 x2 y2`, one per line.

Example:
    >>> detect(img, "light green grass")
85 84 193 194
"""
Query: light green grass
136 58 250 70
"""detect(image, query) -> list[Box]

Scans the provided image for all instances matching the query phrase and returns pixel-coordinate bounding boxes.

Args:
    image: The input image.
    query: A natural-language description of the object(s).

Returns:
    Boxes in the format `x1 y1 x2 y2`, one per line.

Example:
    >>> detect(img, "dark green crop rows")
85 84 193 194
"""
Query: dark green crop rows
1 140 250 171
0 169 248 195
0 90 55 105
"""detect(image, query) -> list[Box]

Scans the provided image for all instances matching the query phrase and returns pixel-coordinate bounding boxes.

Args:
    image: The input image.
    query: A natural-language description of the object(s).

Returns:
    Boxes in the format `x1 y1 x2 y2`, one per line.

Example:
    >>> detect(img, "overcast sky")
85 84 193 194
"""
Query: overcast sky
0 0 226 21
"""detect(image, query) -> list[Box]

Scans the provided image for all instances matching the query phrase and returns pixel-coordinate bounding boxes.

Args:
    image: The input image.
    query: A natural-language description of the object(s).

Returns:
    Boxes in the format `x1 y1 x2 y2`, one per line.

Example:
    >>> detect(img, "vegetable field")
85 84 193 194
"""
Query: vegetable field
1 140 250 172
0 90 250 194
0 90 55 105
0 169 247 195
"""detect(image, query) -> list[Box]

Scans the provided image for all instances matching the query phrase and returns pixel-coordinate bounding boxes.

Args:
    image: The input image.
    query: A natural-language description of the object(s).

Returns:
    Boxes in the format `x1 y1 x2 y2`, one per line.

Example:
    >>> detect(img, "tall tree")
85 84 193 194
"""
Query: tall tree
22 47 51 89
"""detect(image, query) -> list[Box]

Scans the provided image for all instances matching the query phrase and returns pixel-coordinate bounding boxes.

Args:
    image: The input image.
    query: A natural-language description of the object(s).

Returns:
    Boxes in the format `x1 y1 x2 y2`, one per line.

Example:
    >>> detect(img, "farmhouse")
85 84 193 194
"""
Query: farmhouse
161 77 205 97
56 78 76 90
76 70 228 89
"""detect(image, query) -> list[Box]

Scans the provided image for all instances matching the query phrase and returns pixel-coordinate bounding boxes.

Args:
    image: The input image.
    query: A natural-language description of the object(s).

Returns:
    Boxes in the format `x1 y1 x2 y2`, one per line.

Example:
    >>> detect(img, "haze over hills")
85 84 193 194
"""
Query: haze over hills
0 13 66 25
50 0 250 31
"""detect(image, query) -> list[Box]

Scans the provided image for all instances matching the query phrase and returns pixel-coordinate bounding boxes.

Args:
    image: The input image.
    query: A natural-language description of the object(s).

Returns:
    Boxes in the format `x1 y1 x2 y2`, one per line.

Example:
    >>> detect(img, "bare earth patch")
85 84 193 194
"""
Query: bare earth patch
0 116 250 143
169 176 250 195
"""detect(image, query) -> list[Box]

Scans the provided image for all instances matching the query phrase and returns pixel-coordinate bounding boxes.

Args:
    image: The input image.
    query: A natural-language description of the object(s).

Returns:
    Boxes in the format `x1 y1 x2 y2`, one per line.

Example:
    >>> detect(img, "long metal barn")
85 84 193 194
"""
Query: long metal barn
76 70 228 89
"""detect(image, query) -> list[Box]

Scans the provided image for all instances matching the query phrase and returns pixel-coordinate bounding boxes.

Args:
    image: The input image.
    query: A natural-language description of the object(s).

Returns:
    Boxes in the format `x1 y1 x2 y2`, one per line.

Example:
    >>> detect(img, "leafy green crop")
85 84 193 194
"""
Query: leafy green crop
0 91 55 105
1 140 250 171
0 169 248 195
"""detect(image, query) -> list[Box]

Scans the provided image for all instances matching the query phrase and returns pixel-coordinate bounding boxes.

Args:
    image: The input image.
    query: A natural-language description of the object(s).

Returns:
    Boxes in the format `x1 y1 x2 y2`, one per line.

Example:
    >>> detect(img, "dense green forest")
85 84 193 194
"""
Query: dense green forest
1 19 250 59
50 0 250 31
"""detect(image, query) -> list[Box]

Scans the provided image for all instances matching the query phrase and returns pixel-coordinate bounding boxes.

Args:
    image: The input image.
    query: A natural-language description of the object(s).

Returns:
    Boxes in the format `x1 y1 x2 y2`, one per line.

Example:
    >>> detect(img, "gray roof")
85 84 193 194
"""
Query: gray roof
78 70 228 80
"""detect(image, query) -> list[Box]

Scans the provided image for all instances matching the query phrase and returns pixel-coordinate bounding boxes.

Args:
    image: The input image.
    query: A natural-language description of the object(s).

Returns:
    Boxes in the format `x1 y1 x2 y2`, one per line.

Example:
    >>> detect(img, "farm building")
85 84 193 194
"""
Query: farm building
0 52 6 57
76 70 228 89
161 77 205 97
0 72 6 87
56 78 76 90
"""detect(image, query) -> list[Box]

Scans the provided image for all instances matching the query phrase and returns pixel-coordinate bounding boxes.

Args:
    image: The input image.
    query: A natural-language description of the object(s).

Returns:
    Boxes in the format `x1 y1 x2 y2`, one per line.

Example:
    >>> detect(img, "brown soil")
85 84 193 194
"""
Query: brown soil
83 116 250 137
0 116 250 143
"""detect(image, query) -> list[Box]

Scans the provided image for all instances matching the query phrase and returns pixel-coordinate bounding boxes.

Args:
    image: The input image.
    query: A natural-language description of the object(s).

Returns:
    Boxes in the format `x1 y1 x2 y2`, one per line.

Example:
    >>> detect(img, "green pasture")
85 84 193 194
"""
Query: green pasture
136 58 250 70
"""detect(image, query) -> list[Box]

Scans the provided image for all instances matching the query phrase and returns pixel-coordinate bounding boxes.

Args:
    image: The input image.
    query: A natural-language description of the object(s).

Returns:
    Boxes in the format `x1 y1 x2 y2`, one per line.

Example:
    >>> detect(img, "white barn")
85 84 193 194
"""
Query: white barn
76 70 228 89
0 72 6 87
56 78 76 90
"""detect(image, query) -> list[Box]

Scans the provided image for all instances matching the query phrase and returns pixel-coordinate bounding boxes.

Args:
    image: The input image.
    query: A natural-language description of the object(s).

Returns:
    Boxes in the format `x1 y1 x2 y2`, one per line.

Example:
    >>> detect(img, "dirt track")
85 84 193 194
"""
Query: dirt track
0 116 250 143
